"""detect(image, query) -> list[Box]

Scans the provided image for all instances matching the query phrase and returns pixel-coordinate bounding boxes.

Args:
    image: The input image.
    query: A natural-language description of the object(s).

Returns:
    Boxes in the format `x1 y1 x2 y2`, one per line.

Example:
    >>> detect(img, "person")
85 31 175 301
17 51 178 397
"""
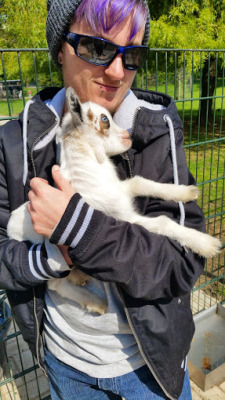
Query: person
0 0 206 399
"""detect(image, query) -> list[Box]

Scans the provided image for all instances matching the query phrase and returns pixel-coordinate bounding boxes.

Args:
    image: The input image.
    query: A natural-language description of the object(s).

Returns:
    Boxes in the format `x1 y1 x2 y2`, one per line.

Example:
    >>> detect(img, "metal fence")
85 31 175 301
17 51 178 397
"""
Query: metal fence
0 48 224 400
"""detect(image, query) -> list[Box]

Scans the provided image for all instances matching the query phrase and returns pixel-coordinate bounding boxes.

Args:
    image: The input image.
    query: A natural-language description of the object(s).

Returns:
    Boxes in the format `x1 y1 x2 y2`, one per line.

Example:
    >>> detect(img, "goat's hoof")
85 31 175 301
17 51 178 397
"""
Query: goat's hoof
85 301 108 315
188 185 199 200
182 185 199 203
202 237 222 258
80 279 90 287
68 269 91 286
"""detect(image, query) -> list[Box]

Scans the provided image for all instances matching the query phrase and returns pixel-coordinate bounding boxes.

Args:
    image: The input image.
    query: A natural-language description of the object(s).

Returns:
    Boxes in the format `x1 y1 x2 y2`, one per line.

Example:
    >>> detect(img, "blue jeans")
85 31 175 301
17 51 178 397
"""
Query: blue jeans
45 348 192 400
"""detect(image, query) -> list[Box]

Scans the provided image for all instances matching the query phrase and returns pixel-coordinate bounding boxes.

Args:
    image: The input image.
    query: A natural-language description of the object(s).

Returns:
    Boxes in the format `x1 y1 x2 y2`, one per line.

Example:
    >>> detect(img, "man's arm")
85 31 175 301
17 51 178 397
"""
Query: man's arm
28 165 205 301
27 151 206 302
0 147 71 291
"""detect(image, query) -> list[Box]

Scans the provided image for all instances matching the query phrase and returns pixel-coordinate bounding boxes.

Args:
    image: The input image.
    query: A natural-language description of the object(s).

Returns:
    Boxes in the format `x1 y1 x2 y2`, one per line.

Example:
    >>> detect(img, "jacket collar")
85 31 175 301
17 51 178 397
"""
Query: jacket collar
18 87 62 150
19 86 183 152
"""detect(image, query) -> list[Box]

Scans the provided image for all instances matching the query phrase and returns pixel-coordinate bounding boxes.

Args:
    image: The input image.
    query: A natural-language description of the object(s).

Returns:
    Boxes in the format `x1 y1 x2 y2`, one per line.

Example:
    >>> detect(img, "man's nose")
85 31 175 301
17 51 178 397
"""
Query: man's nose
104 55 125 80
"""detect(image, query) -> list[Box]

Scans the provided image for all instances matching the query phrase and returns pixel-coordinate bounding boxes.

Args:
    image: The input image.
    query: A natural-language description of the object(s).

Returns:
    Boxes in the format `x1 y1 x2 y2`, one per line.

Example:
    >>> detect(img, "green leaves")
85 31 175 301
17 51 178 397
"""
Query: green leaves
149 0 225 50
0 0 54 84
0 0 47 49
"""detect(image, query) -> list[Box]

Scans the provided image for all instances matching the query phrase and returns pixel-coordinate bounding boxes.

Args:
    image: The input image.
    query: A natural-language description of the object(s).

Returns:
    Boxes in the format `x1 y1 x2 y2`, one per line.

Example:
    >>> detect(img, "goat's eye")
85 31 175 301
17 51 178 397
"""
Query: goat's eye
100 114 110 129
101 114 108 123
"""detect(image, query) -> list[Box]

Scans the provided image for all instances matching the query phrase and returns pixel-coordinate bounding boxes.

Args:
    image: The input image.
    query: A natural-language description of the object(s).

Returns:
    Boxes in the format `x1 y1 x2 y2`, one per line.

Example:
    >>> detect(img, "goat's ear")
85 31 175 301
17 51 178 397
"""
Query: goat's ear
66 87 83 126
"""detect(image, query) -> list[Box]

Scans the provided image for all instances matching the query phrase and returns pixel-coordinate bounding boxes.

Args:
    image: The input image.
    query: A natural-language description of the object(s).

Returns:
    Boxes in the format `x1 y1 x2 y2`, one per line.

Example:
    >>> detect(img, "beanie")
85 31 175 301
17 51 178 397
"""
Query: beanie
46 0 150 68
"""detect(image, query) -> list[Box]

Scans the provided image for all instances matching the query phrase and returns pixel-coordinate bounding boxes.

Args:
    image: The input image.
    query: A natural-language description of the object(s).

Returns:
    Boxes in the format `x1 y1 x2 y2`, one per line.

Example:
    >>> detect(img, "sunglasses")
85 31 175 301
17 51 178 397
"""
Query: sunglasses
64 32 149 71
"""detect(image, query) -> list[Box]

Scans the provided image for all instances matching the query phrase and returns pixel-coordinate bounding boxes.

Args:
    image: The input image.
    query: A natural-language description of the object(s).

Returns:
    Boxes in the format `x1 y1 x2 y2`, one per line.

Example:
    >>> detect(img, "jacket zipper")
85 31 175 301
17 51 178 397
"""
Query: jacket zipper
33 288 48 377
130 106 141 139
29 122 58 177
119 150 176 400
29 119 58 374
118 288 175 400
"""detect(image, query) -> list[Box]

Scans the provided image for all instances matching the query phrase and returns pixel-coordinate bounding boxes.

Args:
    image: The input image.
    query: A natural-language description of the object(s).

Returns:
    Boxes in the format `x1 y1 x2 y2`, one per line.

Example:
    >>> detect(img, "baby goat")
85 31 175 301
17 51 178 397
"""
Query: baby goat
7 87 221 314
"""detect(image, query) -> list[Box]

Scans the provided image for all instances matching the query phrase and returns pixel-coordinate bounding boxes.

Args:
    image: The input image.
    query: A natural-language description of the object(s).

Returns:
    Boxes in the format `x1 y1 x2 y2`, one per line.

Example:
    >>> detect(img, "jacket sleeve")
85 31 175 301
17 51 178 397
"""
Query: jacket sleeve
50 128 206 301
0 125 70 291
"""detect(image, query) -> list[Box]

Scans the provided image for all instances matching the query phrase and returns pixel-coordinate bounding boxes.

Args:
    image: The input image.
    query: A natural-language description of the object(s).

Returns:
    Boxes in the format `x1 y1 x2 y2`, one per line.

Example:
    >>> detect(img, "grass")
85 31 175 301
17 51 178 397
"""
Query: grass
186 144 225 223
0 98 25 116
0 87 40 117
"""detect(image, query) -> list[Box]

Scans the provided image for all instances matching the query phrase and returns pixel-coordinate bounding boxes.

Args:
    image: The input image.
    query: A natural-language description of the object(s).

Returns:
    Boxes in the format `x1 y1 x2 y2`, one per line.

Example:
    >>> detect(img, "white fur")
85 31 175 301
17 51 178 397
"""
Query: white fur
7 87 221 314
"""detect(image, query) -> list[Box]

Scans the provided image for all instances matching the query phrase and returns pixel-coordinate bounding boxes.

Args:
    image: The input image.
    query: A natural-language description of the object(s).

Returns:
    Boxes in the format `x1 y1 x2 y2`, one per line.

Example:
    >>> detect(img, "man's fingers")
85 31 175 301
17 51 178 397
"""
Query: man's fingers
27 201 34 213
29 177 49 194
52 165 75 196
26 168 75 237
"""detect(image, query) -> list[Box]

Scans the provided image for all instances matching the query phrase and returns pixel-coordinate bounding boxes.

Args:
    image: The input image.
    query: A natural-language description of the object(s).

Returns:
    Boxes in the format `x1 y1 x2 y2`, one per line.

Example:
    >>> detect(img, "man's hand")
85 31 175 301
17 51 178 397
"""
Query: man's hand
58 244 73 266
27 165 75 238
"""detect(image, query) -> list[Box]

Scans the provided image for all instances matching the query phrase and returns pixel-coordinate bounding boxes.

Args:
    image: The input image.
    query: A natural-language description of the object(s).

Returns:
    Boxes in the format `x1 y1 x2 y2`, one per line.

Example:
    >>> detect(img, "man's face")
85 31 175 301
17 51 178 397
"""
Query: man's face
58 17 144 114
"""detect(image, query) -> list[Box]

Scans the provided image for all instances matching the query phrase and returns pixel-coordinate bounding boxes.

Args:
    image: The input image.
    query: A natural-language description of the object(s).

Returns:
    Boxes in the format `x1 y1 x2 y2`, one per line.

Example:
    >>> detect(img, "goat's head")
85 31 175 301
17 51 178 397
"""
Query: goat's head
59 87 132 163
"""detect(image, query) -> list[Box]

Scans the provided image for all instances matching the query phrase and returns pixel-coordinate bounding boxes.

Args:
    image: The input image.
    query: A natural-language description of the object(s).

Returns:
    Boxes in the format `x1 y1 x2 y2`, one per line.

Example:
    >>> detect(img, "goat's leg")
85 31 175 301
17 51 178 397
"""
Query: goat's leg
122 176 199 203
48 277 108 315
7 202 44 244
68 268 91 286
130 213 221 258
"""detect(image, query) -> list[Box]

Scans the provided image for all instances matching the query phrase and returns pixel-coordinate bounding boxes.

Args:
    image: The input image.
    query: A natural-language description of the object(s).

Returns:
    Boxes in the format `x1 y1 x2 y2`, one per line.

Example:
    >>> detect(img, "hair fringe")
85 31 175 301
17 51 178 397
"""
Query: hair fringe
74 0 147 40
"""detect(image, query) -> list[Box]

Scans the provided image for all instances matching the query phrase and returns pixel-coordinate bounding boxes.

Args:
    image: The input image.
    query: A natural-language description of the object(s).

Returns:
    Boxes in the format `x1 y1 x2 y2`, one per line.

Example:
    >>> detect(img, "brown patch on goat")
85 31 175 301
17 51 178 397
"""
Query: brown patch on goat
63 132 72 141
97 114 110 137
88 108 106 137
87 108 94 122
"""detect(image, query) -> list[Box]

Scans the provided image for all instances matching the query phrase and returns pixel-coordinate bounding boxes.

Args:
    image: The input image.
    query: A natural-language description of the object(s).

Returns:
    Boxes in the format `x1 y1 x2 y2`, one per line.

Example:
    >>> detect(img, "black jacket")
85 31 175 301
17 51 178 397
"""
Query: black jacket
0 87 205 400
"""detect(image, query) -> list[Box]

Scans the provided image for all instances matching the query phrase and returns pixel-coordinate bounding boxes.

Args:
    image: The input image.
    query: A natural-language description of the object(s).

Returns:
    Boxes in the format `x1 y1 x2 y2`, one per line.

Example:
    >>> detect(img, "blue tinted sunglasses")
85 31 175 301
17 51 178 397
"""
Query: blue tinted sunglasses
64 32 149 71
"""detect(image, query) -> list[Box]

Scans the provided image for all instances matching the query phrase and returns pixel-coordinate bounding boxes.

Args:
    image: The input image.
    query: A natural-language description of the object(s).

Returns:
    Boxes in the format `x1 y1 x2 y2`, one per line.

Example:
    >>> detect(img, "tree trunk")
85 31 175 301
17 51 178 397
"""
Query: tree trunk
199 56 216 127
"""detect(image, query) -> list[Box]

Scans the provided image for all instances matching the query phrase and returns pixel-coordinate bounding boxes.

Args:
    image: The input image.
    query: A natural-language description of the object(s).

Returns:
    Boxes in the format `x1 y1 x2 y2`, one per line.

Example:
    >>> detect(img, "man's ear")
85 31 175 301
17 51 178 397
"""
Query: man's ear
66 87 83 127
58 49 64 65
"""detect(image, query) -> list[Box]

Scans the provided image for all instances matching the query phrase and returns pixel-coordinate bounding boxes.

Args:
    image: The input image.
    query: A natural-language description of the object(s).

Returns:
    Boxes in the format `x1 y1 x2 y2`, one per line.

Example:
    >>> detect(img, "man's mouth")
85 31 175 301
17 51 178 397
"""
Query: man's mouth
96 82 120 92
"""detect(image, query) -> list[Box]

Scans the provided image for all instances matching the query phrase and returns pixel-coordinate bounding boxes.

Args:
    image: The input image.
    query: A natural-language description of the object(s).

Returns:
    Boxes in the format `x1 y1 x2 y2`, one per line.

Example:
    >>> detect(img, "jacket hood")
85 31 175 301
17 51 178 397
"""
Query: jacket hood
132 88 183 150
18 88 59 147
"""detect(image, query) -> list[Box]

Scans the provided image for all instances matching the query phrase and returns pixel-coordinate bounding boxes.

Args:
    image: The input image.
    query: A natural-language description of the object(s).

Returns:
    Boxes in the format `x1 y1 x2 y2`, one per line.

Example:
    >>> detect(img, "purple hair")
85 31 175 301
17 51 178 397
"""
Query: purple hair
74 0 147 40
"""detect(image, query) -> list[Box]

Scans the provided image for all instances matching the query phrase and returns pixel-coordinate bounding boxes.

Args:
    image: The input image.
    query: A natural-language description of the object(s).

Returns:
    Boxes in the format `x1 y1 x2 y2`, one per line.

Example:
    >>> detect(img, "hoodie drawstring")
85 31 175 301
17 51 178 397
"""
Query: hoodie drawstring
164 114 185 226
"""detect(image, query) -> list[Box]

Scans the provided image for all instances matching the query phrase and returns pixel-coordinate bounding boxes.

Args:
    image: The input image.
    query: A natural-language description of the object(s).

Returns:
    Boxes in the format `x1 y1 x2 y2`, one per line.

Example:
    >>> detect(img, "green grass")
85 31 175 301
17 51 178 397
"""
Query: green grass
0 98 25 116
135 76 225 120
0 87 39 117
186 145 225 213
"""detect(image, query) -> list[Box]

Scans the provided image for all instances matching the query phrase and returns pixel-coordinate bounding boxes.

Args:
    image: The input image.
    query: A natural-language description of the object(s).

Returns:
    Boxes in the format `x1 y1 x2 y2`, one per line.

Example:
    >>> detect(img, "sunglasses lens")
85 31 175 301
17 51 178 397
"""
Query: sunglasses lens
77 37 117 65
124 47 148 70
66 33 149 70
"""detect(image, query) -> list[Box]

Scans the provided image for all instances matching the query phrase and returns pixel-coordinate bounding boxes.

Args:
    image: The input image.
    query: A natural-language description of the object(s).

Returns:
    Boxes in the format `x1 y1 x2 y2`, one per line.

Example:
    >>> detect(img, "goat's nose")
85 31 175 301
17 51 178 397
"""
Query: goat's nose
122 130 130 139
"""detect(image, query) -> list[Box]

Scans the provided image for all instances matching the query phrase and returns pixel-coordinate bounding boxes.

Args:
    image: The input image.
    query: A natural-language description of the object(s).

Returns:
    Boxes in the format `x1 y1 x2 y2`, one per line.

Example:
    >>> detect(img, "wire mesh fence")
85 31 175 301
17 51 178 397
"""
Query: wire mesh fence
0 47 224 399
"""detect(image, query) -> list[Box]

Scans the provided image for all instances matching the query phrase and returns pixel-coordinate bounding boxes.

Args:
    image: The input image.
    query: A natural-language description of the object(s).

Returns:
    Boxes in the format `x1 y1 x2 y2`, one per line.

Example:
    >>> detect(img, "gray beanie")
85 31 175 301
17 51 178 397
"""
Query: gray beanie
46 0 150 68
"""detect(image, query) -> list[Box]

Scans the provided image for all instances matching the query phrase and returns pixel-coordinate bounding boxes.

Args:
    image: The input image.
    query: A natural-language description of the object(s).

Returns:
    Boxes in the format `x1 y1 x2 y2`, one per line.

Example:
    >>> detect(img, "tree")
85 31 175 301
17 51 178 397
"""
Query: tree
0 0 60 86
148 0 225 126
148 0 172 20
198 0 224 125
0 0 47 48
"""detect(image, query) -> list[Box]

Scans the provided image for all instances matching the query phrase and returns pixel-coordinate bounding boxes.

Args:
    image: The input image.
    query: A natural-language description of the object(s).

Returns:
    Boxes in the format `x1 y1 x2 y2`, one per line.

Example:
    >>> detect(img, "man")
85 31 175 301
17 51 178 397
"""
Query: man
0 0 205 398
